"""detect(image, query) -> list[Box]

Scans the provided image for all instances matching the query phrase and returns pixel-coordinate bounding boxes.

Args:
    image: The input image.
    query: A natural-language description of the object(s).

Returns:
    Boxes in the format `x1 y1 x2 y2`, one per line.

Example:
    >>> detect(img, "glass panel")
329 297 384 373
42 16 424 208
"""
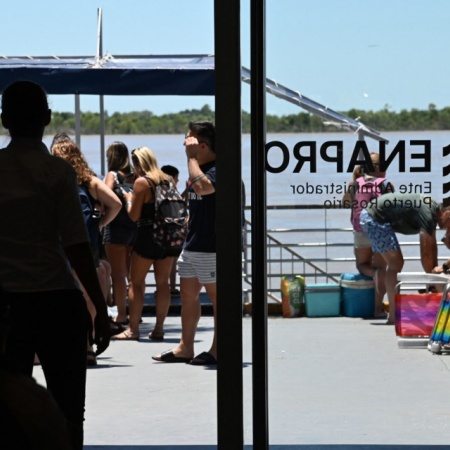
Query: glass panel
260 0 450 447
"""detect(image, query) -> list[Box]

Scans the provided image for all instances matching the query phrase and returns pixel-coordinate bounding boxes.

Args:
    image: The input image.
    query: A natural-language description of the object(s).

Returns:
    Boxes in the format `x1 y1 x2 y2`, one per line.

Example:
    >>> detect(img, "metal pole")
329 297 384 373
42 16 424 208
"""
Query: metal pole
250 0 269 449
75 94 81 147
97 7 106 175
214 0 244 449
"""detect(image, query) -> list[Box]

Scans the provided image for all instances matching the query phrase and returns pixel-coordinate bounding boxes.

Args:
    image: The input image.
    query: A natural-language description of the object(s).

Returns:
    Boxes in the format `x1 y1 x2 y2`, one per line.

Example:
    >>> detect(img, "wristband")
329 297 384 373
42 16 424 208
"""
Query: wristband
189 174 206 185
126 201 132 207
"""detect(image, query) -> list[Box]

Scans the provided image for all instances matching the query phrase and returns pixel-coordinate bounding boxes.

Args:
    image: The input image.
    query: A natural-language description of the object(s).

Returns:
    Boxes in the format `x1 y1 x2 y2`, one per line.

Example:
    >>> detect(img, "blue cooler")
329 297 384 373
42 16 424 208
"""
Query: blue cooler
304 283 341 317
340 273 375 318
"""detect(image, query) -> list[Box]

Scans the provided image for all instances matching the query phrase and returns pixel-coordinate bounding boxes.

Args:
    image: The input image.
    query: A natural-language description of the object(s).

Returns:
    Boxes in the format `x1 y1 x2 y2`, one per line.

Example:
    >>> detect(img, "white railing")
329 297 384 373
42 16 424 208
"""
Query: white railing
241 205 447 304
143 204 447 304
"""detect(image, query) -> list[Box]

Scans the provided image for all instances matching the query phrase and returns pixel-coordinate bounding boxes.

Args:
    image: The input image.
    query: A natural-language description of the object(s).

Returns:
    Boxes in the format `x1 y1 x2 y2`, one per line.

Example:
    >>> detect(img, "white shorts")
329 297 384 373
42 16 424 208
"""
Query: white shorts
177 250 216 284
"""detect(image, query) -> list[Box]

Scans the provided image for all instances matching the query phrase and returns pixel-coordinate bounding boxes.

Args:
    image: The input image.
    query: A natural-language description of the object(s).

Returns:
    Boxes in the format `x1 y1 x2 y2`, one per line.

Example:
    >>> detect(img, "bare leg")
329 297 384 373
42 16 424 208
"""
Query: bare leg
372 252 387 317
381 249 404 324
167 277 202 359
150 257 175 338
115 252 153 338
105 243 132 323
355 246 375 278
203 282 217 359
98 259 111 300
169 259 178 293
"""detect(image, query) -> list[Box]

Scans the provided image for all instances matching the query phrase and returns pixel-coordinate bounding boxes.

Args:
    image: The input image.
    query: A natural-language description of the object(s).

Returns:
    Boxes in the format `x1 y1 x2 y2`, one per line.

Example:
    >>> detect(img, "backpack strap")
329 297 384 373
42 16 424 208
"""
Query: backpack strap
111 171 119 185
143 175 154 189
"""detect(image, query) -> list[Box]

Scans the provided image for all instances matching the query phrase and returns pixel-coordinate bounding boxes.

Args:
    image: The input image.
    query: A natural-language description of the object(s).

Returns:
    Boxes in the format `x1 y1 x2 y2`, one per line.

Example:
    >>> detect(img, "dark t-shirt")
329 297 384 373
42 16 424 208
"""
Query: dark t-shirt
366 193 440 235
184 161 216 252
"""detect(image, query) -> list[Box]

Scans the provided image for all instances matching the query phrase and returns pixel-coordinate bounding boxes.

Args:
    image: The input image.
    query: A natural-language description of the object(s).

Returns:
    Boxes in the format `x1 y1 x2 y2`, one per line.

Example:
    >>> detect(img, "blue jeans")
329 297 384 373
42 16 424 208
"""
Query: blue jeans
3 289 88 449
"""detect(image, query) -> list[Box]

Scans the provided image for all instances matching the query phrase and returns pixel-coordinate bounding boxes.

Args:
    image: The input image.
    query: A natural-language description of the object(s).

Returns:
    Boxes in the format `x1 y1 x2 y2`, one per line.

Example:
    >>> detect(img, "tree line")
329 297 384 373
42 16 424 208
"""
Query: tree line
5 103 449 135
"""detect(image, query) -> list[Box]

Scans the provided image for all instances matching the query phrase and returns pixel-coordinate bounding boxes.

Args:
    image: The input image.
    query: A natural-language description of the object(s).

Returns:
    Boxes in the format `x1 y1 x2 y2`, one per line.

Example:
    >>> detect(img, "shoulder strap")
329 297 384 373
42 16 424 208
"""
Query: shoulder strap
143 175 154 188
111 171 119 184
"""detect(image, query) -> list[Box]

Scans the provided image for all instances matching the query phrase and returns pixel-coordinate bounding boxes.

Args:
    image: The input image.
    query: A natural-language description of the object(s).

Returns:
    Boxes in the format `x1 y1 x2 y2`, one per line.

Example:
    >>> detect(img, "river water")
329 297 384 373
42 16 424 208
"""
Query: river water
38 130 449 230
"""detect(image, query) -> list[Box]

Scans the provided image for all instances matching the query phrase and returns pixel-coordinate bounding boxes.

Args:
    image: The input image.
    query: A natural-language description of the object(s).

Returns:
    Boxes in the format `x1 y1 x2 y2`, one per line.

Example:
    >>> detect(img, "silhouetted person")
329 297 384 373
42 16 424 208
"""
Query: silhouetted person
0 80 110 449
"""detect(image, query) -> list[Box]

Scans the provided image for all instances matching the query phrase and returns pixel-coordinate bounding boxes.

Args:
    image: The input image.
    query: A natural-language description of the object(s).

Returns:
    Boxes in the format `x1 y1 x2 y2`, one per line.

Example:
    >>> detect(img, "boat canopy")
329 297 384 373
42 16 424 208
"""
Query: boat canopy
0 53 384 141
0 54 215 96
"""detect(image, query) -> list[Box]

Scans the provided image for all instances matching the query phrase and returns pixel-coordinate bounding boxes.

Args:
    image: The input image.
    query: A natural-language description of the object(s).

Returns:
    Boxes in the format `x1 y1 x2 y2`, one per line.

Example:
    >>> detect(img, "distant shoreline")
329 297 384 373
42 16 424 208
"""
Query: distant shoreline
2 104 448 135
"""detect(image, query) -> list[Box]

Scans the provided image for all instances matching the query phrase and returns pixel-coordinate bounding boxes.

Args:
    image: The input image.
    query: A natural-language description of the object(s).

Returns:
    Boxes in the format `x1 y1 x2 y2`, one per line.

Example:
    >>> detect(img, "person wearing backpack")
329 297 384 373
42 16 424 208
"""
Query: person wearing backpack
103 141 137 327
342 152 394 317
112 147 185 341
51 140 121 364
161 164 182 296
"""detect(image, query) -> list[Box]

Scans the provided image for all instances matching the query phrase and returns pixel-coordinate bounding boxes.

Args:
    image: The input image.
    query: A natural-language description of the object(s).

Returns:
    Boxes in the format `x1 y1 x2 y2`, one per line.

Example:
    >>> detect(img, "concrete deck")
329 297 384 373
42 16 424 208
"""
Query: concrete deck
32 311 450 449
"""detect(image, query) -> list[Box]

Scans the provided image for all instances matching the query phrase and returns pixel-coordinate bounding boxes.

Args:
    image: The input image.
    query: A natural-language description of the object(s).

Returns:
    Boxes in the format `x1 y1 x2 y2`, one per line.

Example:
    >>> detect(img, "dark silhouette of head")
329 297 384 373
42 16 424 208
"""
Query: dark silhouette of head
161 164 179 178
1 80 51 138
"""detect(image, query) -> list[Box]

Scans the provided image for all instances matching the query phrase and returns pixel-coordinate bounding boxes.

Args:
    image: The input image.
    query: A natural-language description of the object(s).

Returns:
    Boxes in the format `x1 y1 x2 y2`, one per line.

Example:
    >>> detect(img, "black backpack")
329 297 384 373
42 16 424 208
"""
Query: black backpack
146 177 188 256
78 185 101 245
111 171 136 228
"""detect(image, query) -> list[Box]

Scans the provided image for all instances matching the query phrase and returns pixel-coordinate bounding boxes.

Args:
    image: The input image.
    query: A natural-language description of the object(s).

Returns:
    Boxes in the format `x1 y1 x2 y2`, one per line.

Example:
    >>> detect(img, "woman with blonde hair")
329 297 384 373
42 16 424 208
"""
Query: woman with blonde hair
103 141 136 326
112 146 176 340
52 140 121 363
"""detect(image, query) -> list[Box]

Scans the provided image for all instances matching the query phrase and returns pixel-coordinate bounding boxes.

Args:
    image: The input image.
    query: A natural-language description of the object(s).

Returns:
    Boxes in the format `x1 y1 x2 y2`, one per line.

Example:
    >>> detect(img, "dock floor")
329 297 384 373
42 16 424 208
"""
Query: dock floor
32 310 450 449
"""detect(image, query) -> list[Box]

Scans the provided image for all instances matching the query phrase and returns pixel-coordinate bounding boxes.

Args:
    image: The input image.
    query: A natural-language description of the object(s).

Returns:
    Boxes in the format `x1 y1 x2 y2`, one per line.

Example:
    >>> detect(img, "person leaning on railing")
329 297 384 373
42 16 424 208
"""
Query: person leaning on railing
359 193 450 325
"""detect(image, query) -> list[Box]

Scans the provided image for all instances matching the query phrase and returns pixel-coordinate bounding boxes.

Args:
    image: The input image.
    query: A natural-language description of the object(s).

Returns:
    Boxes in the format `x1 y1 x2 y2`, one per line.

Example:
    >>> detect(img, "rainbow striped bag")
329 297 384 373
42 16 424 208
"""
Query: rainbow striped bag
395 292 441 338
428 286 450 354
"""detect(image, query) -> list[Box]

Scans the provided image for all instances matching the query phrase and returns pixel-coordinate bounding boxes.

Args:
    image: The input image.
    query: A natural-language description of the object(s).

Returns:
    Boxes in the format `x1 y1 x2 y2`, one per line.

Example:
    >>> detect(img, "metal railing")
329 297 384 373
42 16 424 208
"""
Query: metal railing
241 204 446 304
144 204 446 304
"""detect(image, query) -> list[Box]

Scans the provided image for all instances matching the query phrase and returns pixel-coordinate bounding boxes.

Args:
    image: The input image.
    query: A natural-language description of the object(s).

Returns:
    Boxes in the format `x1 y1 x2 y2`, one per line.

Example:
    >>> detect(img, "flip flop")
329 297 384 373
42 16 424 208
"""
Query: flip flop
189 351 217 366
110 330 140 341
152 350 192 363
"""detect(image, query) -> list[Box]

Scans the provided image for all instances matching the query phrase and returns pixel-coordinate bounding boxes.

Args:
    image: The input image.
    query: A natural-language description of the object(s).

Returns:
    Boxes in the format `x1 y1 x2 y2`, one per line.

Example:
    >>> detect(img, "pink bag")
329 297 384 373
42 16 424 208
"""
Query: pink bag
395 293 441 337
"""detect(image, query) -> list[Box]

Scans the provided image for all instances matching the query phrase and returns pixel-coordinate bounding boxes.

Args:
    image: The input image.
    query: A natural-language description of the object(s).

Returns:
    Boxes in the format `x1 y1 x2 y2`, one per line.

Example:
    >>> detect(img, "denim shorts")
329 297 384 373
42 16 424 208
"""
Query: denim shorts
359 209 400 253
177 250 216 284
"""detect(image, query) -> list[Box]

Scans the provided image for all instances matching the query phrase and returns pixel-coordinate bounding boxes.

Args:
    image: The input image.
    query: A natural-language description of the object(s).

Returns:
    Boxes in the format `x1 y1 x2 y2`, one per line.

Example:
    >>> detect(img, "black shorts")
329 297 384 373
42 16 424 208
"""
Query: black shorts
103 222 136 247
133 225 170 260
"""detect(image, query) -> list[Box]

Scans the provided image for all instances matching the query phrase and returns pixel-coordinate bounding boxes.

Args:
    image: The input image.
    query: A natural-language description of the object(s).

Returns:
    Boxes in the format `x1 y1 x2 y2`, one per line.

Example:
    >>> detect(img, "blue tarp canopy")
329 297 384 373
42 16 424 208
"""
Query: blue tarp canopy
0 53 384 141
0 54 215 96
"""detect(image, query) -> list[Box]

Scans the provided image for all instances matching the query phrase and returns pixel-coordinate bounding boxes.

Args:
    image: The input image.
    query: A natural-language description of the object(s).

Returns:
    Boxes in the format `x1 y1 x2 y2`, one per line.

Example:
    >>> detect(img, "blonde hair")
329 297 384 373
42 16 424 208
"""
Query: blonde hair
131 147 169 185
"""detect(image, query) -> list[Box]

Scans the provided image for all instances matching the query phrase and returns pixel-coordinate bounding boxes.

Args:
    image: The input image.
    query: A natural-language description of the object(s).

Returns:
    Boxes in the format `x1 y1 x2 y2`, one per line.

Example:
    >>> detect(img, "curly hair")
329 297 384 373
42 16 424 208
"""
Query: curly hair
51 140 95 187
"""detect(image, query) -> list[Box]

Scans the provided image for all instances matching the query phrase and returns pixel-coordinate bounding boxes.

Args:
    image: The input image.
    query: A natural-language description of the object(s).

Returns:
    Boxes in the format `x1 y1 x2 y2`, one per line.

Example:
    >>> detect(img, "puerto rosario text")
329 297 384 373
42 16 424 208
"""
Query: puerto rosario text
324 194 433 210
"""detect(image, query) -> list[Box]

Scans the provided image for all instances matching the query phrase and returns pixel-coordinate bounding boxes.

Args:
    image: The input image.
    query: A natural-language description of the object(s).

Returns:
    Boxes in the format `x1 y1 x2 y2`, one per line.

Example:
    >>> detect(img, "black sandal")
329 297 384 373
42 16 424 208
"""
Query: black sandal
109 318 125 336
87 350 97 367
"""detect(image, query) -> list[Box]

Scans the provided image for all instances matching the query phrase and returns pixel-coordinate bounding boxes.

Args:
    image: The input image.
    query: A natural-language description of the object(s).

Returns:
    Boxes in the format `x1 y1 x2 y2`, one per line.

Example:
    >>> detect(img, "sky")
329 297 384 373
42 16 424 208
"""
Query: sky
1 0 449 116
